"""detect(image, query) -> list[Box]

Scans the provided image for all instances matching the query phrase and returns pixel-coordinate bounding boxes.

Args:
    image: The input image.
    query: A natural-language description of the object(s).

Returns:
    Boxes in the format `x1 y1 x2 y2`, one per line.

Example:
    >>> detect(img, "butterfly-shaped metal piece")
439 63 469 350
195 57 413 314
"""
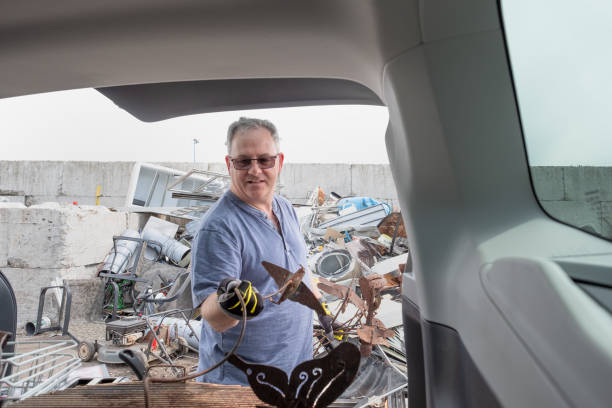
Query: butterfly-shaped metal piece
262 261 326 316
228 341 360 408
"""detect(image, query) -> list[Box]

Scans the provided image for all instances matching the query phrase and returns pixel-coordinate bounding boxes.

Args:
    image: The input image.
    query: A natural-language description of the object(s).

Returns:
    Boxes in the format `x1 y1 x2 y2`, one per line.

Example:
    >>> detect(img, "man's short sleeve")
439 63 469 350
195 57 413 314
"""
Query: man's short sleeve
191 228 241 309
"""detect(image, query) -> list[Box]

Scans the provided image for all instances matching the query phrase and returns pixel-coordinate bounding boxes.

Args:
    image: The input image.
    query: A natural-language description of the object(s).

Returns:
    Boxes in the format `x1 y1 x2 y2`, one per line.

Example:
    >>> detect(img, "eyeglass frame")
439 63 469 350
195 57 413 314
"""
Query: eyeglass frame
228 154 280 170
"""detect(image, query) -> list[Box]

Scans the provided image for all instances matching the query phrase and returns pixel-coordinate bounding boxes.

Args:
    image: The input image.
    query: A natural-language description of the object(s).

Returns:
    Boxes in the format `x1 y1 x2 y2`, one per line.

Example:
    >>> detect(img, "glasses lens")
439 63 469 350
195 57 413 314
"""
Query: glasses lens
231 155 277 170
233 159 252 170
257 156 276 169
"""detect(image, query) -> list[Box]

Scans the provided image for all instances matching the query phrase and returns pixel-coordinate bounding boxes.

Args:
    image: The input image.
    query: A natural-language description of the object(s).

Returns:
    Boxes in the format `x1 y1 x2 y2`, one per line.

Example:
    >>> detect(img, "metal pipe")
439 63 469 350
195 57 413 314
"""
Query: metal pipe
100 230 141 274
141 228 191 267
24 316 51 336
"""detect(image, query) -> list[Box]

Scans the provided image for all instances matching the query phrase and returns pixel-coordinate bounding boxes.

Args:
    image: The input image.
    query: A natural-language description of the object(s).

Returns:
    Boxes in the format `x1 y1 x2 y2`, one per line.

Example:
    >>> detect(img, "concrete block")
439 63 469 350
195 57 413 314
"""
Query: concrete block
0 161 63 196
530 166 564 201
350 164 398 200
0 195 25 204
0 202 26 221
540 200 602 235
0 223 7 267
96 197 128 208
28 195 126 208
1 265 100 328
3 203 135 268
0 235 7 267
602 202 612 240
60 161 134 197
564 167 612 202
0 203 26 267
280 163 352 200
126 212 144 230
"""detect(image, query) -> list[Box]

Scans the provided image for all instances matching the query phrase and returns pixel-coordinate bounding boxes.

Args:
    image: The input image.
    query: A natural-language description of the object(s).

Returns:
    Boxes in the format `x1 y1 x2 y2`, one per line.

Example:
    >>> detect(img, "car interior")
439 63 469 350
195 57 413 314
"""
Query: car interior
2 1 611 407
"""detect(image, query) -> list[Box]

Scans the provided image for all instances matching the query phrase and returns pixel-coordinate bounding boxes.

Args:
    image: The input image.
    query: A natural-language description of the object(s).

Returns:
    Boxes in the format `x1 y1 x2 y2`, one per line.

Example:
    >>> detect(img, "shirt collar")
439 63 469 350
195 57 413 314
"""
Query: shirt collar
225 190 279 219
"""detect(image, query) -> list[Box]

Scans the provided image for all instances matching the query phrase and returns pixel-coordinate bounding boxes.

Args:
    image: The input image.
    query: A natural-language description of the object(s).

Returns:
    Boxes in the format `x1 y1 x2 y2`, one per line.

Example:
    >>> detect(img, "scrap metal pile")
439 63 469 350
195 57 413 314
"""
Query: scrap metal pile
95 176 410 406
86 215 202 374
298 187 410 407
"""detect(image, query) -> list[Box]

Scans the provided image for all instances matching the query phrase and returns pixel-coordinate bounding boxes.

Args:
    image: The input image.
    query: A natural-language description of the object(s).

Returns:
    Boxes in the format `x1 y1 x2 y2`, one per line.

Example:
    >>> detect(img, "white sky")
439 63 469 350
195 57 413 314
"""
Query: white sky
0 89 390 164
502 0 612 166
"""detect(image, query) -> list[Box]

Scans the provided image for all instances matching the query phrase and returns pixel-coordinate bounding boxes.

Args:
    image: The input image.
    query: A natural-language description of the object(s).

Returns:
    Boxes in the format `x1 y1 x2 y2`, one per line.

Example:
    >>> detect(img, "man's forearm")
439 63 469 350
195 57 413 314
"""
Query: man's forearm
201 292 239 332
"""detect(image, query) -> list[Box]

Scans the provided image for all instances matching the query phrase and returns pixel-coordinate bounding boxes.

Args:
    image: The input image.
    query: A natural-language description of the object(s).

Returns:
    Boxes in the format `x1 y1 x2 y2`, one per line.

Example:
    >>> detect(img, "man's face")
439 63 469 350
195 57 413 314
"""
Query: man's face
225 126 284 208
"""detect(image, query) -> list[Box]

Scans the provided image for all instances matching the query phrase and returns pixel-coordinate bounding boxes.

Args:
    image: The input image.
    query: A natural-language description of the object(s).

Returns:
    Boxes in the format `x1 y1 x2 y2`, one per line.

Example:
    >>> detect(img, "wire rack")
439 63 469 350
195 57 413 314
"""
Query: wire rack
0 338 80 403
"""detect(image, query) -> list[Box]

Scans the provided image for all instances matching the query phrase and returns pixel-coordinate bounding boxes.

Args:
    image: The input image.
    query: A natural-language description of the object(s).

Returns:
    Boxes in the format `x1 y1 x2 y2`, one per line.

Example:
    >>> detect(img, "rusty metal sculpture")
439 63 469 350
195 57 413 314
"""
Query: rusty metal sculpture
315 273 396 357
228 341 360 408
262 261 326 316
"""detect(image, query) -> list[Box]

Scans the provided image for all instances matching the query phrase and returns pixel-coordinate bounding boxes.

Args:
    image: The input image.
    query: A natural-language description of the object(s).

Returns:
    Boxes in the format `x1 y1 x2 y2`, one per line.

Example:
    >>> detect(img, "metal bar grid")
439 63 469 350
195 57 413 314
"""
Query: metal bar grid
166 169 231 199
0 339 80 402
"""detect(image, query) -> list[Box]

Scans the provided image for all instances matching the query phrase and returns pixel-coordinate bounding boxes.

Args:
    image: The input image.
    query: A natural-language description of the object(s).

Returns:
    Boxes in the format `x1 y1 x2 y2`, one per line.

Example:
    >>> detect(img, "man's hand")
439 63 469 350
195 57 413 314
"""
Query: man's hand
317 300 344 341
217 278 263 320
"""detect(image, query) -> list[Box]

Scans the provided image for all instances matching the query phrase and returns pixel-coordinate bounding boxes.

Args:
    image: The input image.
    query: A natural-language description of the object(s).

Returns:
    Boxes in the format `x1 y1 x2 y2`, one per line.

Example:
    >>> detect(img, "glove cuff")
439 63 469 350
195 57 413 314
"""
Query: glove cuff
319 299 331 316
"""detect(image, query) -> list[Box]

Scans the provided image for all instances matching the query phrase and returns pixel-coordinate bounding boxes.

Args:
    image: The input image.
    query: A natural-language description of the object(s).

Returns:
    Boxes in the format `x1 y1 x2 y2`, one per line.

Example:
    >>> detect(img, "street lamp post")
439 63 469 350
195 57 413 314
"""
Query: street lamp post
193 138 200 163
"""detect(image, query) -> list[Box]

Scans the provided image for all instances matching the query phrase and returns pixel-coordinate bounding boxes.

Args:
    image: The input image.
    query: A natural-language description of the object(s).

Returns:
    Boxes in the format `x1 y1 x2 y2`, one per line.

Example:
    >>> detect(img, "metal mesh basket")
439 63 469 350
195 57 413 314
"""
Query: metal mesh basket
0 338 80 403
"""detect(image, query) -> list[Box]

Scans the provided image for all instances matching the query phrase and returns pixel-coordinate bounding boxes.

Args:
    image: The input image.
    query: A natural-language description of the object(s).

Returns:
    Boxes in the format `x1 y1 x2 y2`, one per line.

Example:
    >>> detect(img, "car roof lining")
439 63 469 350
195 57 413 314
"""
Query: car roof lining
1 1 421 103
96 78 384 122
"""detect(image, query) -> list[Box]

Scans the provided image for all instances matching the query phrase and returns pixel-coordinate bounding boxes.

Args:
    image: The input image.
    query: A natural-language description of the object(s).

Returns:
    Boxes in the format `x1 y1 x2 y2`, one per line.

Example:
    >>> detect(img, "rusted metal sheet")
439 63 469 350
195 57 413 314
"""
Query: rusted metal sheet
358 274 389 357
377 212 406 239
262 262 326 316
316 278 365 313
356 326 394 346
345 239 385 267
228 342 360 408
383 270 402 287
11 381 272 407
359 274 385 315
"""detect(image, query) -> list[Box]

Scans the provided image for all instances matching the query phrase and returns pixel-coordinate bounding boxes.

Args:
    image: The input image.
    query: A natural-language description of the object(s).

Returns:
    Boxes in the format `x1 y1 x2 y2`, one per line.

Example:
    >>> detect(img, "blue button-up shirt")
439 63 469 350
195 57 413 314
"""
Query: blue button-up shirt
191 190 313 385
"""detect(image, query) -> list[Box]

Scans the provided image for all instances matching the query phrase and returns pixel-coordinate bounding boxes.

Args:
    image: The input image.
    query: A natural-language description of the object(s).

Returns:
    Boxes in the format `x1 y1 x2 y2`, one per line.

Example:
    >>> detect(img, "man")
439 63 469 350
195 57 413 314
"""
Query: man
191 117 326 385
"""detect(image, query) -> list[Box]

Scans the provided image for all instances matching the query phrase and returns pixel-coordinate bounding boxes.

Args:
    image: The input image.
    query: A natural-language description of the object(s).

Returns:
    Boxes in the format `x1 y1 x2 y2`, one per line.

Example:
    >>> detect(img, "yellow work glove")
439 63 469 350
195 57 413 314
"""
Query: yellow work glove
217 278 263 320
317 300 344 341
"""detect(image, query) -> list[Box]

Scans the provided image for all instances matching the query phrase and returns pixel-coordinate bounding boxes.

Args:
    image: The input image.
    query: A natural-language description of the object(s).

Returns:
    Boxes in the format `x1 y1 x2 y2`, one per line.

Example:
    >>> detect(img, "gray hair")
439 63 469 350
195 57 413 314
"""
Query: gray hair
226 117 280 154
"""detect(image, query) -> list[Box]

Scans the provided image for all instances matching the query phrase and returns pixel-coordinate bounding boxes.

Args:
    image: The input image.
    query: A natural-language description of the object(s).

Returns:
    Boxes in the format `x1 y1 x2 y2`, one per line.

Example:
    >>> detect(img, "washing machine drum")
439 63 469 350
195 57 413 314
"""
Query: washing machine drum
315 249 359 282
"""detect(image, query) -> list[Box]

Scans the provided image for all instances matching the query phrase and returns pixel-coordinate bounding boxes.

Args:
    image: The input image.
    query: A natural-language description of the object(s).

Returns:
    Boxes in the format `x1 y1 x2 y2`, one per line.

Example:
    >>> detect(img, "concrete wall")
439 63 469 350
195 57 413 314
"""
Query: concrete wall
531 167 612 238
0 202 141 328
0 161 399 207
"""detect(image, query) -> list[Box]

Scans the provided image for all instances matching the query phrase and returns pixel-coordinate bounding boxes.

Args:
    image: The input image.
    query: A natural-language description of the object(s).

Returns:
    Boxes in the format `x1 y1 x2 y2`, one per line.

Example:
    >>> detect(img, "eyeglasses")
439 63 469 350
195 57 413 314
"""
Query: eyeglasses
230 155 278 170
